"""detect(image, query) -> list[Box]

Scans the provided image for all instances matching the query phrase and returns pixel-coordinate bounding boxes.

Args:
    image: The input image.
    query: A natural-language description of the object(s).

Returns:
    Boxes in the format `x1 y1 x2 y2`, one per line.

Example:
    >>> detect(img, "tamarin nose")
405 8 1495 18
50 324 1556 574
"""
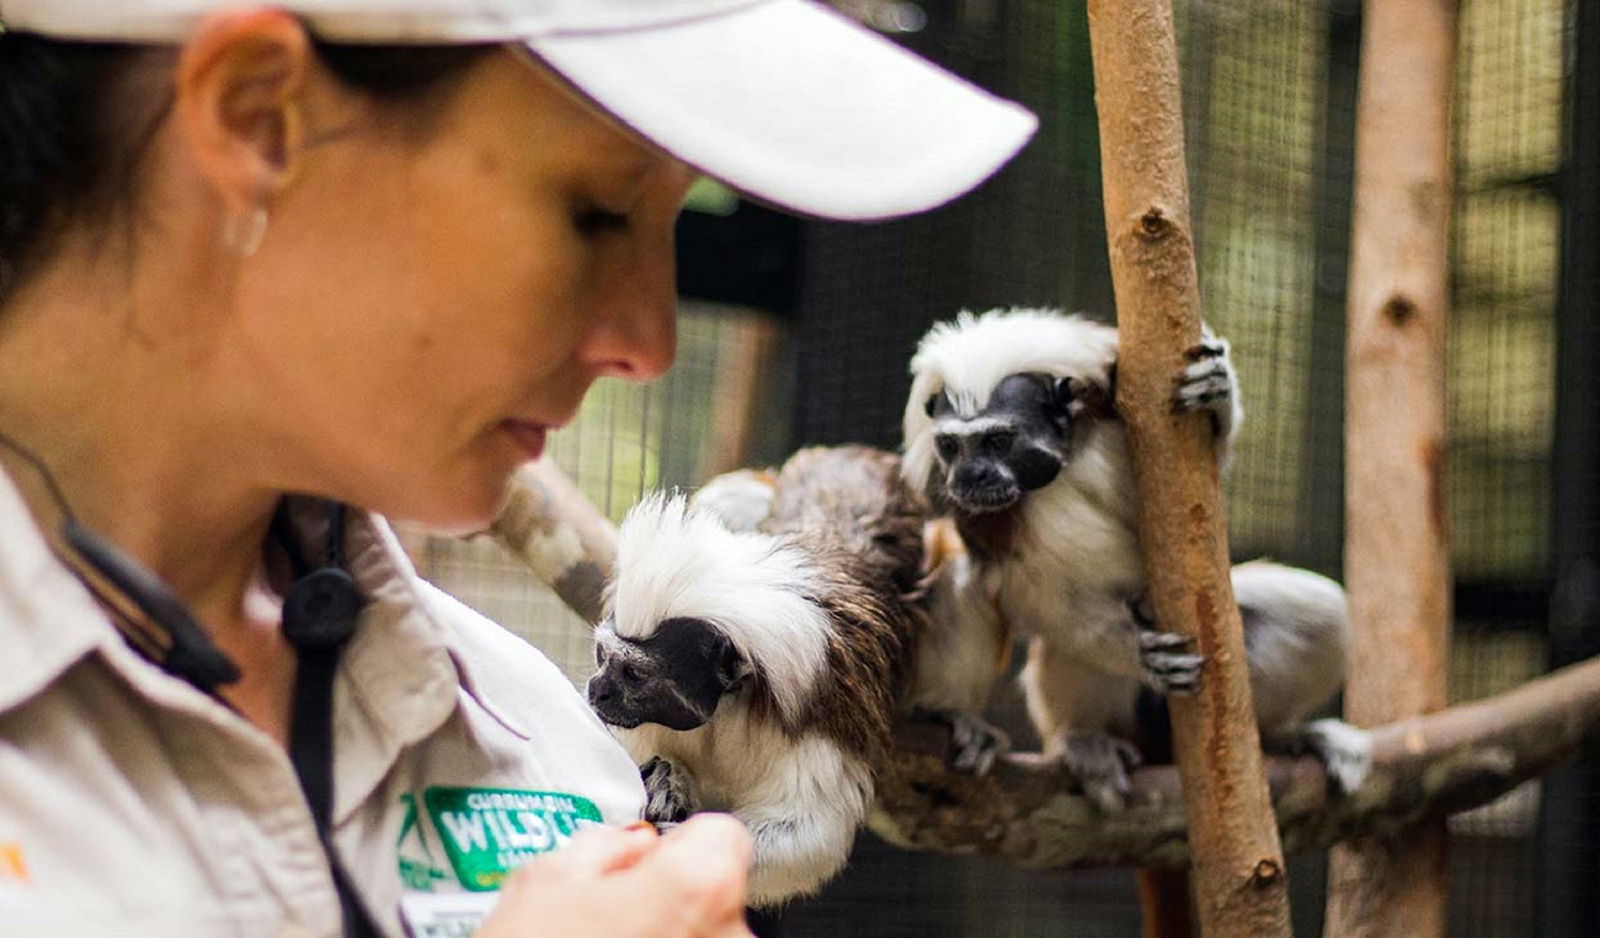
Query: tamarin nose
954 461 1006 491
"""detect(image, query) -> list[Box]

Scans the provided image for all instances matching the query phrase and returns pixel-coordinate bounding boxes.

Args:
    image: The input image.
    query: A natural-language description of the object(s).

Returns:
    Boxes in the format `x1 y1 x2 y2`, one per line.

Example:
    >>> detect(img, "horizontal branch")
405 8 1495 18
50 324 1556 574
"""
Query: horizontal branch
486 465 1600 869
869 654 1600 869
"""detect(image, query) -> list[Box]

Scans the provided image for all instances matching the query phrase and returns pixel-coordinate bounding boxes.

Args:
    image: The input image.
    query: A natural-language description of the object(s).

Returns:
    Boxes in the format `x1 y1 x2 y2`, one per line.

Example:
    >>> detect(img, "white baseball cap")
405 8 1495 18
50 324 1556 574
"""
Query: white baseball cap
0 0 1038 221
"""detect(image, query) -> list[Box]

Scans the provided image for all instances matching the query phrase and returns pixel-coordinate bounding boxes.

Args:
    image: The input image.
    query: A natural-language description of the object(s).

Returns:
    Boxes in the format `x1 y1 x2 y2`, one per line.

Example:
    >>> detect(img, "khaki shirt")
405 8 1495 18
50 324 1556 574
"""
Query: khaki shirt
0 471 644 937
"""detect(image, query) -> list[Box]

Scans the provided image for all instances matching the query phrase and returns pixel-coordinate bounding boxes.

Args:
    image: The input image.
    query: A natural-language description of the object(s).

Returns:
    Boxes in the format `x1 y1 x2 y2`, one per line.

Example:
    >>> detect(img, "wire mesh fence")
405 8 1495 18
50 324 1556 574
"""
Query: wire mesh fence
401 0 1585 932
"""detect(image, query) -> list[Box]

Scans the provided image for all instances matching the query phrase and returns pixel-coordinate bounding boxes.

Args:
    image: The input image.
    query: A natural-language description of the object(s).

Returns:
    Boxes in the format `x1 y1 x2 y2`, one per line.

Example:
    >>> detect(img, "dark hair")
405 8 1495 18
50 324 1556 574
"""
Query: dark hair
0 32 493 304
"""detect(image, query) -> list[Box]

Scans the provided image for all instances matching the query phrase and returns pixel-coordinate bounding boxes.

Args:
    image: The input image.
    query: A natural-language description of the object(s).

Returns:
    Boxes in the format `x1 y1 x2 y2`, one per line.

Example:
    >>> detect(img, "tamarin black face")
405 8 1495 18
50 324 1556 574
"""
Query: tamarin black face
586 616 748 731
923 372 1086 514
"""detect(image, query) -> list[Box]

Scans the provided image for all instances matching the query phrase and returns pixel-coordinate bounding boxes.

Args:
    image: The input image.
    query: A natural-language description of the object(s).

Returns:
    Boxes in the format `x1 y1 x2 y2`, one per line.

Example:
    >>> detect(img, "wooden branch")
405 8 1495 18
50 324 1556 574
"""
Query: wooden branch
868 655 1600 869
488 463 1600 870
488 461 616 625
1330 0 1459 934
1086 0 1289 933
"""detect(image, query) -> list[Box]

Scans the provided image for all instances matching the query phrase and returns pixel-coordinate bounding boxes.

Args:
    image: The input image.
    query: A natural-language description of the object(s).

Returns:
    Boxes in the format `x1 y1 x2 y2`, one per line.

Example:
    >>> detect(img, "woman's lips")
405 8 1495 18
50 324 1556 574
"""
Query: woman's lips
501 420 548 460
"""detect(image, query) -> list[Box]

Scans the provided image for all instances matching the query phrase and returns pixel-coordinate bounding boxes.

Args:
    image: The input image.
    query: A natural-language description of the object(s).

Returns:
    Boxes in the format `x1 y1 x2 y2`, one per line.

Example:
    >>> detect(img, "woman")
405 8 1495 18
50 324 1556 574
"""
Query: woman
0 1 1034 935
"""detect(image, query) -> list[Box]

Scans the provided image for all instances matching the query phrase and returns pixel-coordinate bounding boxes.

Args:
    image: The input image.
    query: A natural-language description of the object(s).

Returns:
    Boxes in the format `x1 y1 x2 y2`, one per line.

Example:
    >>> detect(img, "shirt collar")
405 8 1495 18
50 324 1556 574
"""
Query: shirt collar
285 499 534 824
0 463 118 714
257 497 473 824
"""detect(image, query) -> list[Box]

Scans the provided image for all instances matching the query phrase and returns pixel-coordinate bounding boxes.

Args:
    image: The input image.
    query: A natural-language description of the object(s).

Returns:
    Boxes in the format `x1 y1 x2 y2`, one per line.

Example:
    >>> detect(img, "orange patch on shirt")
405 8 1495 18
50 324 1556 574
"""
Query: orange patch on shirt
0 842 27 883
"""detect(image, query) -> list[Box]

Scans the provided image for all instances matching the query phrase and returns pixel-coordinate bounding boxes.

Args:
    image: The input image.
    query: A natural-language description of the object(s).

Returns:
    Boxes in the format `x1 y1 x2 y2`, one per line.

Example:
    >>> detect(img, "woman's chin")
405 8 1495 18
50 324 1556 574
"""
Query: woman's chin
383 476 516 535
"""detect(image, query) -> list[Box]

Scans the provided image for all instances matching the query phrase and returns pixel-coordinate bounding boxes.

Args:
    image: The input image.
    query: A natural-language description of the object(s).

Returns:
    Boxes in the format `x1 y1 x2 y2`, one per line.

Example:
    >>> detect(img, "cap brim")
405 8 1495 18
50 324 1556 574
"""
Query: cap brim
525 0 1037 221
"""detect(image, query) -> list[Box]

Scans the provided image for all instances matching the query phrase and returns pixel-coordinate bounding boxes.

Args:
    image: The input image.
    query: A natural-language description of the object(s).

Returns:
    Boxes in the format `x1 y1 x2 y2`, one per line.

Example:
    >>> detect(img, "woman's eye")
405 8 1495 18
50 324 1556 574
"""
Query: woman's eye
573 205 630 237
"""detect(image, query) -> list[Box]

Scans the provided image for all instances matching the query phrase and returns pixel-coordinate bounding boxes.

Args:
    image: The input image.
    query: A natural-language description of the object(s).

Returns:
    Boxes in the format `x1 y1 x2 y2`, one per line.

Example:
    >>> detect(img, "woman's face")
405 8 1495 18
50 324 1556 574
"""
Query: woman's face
233 50 697 528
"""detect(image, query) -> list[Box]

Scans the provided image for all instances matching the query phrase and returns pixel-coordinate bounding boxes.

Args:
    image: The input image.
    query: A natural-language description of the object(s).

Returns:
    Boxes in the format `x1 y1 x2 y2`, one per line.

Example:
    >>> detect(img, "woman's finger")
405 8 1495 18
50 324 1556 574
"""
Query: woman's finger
563 822 661 875
625 813 753 924
655 813 752 871
504 822 659 894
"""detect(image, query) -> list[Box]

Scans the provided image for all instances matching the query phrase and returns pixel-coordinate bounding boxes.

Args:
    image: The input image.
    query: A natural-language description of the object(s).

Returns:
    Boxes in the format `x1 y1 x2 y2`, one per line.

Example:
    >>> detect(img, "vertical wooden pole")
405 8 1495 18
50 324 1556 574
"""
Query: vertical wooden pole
1085 1 1292 935
1325 0 1457 935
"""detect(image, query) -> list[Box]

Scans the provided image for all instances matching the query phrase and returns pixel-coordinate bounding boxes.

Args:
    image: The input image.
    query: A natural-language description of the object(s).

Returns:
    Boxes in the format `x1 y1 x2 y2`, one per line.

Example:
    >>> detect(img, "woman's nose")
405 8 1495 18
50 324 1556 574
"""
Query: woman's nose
582 240 678 381
593 296 676 381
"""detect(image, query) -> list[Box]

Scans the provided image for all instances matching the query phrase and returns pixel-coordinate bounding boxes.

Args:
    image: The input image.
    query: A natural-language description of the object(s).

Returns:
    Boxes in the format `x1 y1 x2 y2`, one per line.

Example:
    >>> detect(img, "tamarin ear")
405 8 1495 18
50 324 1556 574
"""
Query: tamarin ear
1055 370 1117 422
709 628 750 692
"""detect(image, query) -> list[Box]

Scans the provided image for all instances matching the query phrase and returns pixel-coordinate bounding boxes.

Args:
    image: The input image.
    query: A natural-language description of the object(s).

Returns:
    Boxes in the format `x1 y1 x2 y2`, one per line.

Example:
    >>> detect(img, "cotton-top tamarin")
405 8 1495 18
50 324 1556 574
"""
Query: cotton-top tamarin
900 308 1367 810
586 445 931 906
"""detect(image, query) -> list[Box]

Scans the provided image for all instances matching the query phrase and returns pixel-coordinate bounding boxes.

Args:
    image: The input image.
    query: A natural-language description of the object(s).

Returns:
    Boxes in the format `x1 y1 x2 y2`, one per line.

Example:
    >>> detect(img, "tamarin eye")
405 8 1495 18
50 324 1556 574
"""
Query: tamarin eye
924 393 941 418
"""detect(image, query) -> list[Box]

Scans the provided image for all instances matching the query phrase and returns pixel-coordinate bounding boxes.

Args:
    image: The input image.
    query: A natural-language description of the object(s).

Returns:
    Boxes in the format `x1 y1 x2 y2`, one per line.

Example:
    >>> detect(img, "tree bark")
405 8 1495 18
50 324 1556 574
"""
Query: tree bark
1328 0 1459 934
1085 0 1291 933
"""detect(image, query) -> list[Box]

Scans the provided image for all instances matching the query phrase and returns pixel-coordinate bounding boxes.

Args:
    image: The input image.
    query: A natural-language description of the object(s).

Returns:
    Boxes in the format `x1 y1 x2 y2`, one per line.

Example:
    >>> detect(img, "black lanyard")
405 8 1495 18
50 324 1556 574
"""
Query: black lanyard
273 501 381 938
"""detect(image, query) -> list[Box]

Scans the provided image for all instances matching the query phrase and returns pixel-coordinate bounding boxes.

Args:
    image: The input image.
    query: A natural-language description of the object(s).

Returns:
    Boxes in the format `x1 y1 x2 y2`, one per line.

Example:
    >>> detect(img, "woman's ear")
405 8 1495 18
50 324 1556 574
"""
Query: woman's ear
174 9 314 214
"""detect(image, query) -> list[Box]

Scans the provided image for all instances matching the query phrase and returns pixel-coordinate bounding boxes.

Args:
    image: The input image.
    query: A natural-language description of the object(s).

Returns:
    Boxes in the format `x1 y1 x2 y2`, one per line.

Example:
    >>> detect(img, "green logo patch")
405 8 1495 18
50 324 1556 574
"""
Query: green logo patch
423 786 603 891
396 793 451 891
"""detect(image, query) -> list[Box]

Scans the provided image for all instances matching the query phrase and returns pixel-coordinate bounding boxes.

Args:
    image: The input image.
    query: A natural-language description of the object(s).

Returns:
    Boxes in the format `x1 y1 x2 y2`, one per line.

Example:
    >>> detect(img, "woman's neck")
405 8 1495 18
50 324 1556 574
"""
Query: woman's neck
0 250 297 719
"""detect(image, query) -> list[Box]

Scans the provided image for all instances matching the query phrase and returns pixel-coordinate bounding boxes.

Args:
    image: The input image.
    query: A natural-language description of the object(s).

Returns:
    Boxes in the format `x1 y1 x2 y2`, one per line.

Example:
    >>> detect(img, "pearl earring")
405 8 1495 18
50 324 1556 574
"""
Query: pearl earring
223 206 269 258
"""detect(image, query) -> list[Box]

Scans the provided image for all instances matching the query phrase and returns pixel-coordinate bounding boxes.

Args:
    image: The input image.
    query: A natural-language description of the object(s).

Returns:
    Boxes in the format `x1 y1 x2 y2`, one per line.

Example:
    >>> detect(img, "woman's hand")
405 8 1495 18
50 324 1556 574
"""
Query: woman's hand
476 813 754 938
